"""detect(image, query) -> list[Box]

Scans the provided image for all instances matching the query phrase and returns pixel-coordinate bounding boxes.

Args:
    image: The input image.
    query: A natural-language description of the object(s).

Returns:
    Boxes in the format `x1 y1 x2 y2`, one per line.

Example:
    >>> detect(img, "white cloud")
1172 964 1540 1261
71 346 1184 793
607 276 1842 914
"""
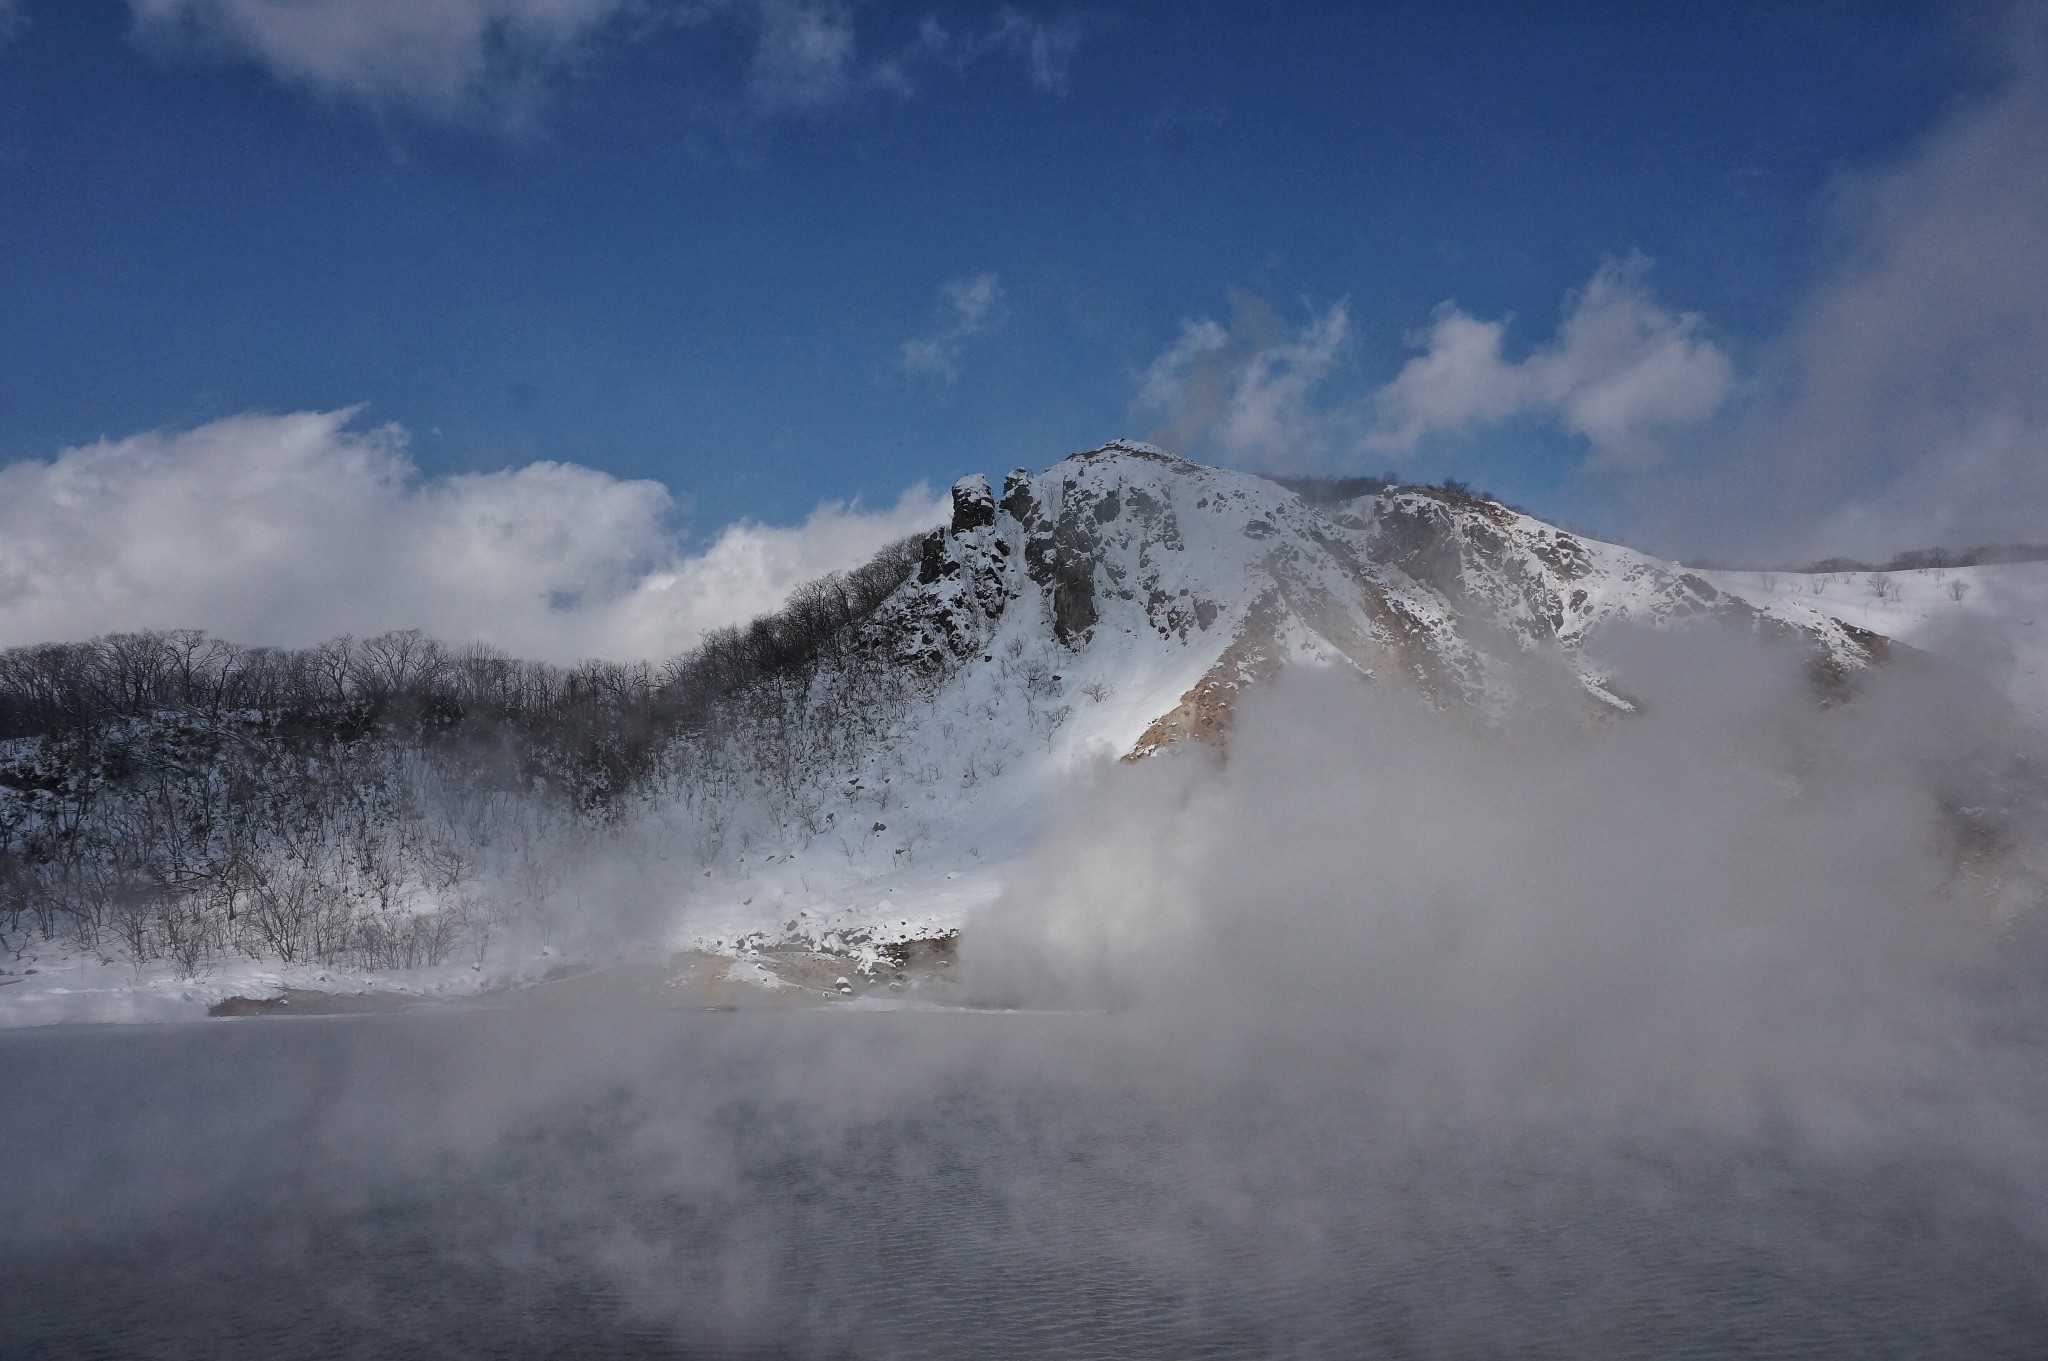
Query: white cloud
1142 10 2042 564
1124 12 2045 564
899 272 1006 383
601 483 942 657
1210 302 1350 461
0 0 27 43
129 0 1086 123
1135 301 1355 470
1368 254 1734 465
129 0 639 120
1135 262 1729 473
1356 307 1520 452
0 409 943 662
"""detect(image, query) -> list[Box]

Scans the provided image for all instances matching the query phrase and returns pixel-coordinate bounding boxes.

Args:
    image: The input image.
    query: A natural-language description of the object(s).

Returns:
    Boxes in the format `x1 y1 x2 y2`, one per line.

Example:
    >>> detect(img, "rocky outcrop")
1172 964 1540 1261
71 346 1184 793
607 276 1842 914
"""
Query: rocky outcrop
868 442 1883 758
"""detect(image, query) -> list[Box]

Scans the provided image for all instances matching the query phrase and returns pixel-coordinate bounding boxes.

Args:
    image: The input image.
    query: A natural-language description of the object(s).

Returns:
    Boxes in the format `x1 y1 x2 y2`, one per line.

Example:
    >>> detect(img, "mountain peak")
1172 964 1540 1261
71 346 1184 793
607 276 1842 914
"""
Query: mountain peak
892 446 1883 752
1064 437 1180 463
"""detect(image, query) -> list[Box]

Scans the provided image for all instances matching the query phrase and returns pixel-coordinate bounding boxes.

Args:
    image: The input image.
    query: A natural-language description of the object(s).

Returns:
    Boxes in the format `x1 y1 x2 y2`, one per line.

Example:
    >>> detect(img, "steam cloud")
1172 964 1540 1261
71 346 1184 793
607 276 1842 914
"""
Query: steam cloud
1684 6 2048 563
976 630 2047 1134
6 617 2047 1354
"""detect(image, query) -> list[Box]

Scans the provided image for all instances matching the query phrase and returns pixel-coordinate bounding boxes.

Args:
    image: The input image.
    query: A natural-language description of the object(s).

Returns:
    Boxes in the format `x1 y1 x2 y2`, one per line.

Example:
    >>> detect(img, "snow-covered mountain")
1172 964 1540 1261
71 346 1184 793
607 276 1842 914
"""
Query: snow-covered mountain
677 440 1887 959
890 439 1878 734
0 439 1973 1023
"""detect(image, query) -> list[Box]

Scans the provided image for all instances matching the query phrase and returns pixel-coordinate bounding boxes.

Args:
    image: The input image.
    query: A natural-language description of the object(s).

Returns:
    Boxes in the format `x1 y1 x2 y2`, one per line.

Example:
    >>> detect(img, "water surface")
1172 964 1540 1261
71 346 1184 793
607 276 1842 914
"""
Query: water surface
4 1009 2045 1359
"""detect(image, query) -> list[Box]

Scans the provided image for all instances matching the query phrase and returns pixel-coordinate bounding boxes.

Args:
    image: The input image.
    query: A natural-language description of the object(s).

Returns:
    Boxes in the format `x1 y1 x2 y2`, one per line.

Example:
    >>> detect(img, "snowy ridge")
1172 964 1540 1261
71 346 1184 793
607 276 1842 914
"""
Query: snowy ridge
676 443 1885 958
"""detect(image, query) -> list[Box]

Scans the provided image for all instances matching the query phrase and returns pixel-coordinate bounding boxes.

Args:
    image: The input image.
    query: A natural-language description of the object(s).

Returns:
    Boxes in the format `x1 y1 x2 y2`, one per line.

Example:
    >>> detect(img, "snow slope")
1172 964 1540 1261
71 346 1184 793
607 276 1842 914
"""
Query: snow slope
1707 562 2048 726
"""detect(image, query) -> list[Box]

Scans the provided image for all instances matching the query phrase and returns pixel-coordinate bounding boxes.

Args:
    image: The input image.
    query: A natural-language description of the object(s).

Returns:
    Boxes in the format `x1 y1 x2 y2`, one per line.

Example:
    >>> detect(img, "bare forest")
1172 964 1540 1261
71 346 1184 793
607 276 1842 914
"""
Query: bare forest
0 537 929 976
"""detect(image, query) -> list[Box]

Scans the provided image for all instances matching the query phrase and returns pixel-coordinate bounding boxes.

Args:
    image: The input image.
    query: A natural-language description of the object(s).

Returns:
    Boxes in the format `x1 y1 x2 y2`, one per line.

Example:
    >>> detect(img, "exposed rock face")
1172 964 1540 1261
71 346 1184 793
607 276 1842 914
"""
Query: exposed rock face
1049 561 1098 645
869 441 1883 758
950 474 996 533
1126 590 1291 757
999 468 1037 522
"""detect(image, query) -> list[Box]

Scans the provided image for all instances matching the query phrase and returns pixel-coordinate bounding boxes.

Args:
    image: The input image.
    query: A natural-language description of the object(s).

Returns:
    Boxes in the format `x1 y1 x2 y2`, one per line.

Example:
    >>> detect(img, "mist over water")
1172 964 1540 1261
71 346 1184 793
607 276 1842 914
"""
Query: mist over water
9 2 2048 1354
7 622 2048 1358
979 626 2048 1134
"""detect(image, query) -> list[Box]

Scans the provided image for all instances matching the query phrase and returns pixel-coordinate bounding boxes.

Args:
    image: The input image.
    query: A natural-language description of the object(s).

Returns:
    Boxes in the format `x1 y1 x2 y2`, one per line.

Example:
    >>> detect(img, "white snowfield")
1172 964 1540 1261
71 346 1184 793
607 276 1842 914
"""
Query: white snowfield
1 441 2029 1025
1707 561 2048 727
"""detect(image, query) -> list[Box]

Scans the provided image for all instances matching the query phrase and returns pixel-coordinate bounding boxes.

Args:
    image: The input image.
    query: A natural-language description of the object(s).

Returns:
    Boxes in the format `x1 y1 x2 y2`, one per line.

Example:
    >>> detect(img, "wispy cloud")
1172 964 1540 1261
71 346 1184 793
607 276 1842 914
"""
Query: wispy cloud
0 0 27 43
742 2 1087 115
991 6 1083 93
128 0 1087 125
739 0 859 112
899 272 1007 384
0 409 943 662
913 5 1083 94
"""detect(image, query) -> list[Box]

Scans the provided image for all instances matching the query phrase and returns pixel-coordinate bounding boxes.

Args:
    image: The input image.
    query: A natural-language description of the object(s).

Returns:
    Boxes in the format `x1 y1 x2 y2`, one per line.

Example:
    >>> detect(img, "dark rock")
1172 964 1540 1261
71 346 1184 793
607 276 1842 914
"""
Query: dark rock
916 529 948 584
209 995 289 1017
1371 498 1466 600
1052 560 1098 643
1677 573 1720 601
951 474 996 533
1000 469 1037 523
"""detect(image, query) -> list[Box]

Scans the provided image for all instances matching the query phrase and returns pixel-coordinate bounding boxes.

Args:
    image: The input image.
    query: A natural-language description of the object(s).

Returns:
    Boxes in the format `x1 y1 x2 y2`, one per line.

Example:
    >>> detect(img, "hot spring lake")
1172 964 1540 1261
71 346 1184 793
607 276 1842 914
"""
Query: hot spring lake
4 1007 2046 1360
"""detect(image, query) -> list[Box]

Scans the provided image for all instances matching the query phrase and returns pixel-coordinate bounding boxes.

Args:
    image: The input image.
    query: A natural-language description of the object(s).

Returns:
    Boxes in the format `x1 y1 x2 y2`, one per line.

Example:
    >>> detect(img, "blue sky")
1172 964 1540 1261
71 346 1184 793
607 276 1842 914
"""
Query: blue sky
2 1 2045 657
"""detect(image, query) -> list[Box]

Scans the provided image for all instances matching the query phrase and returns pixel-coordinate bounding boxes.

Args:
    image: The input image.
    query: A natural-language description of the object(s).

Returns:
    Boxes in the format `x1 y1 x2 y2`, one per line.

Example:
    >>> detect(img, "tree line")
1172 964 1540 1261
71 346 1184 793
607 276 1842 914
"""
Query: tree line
0 533 928 977
1797 543 2048 574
